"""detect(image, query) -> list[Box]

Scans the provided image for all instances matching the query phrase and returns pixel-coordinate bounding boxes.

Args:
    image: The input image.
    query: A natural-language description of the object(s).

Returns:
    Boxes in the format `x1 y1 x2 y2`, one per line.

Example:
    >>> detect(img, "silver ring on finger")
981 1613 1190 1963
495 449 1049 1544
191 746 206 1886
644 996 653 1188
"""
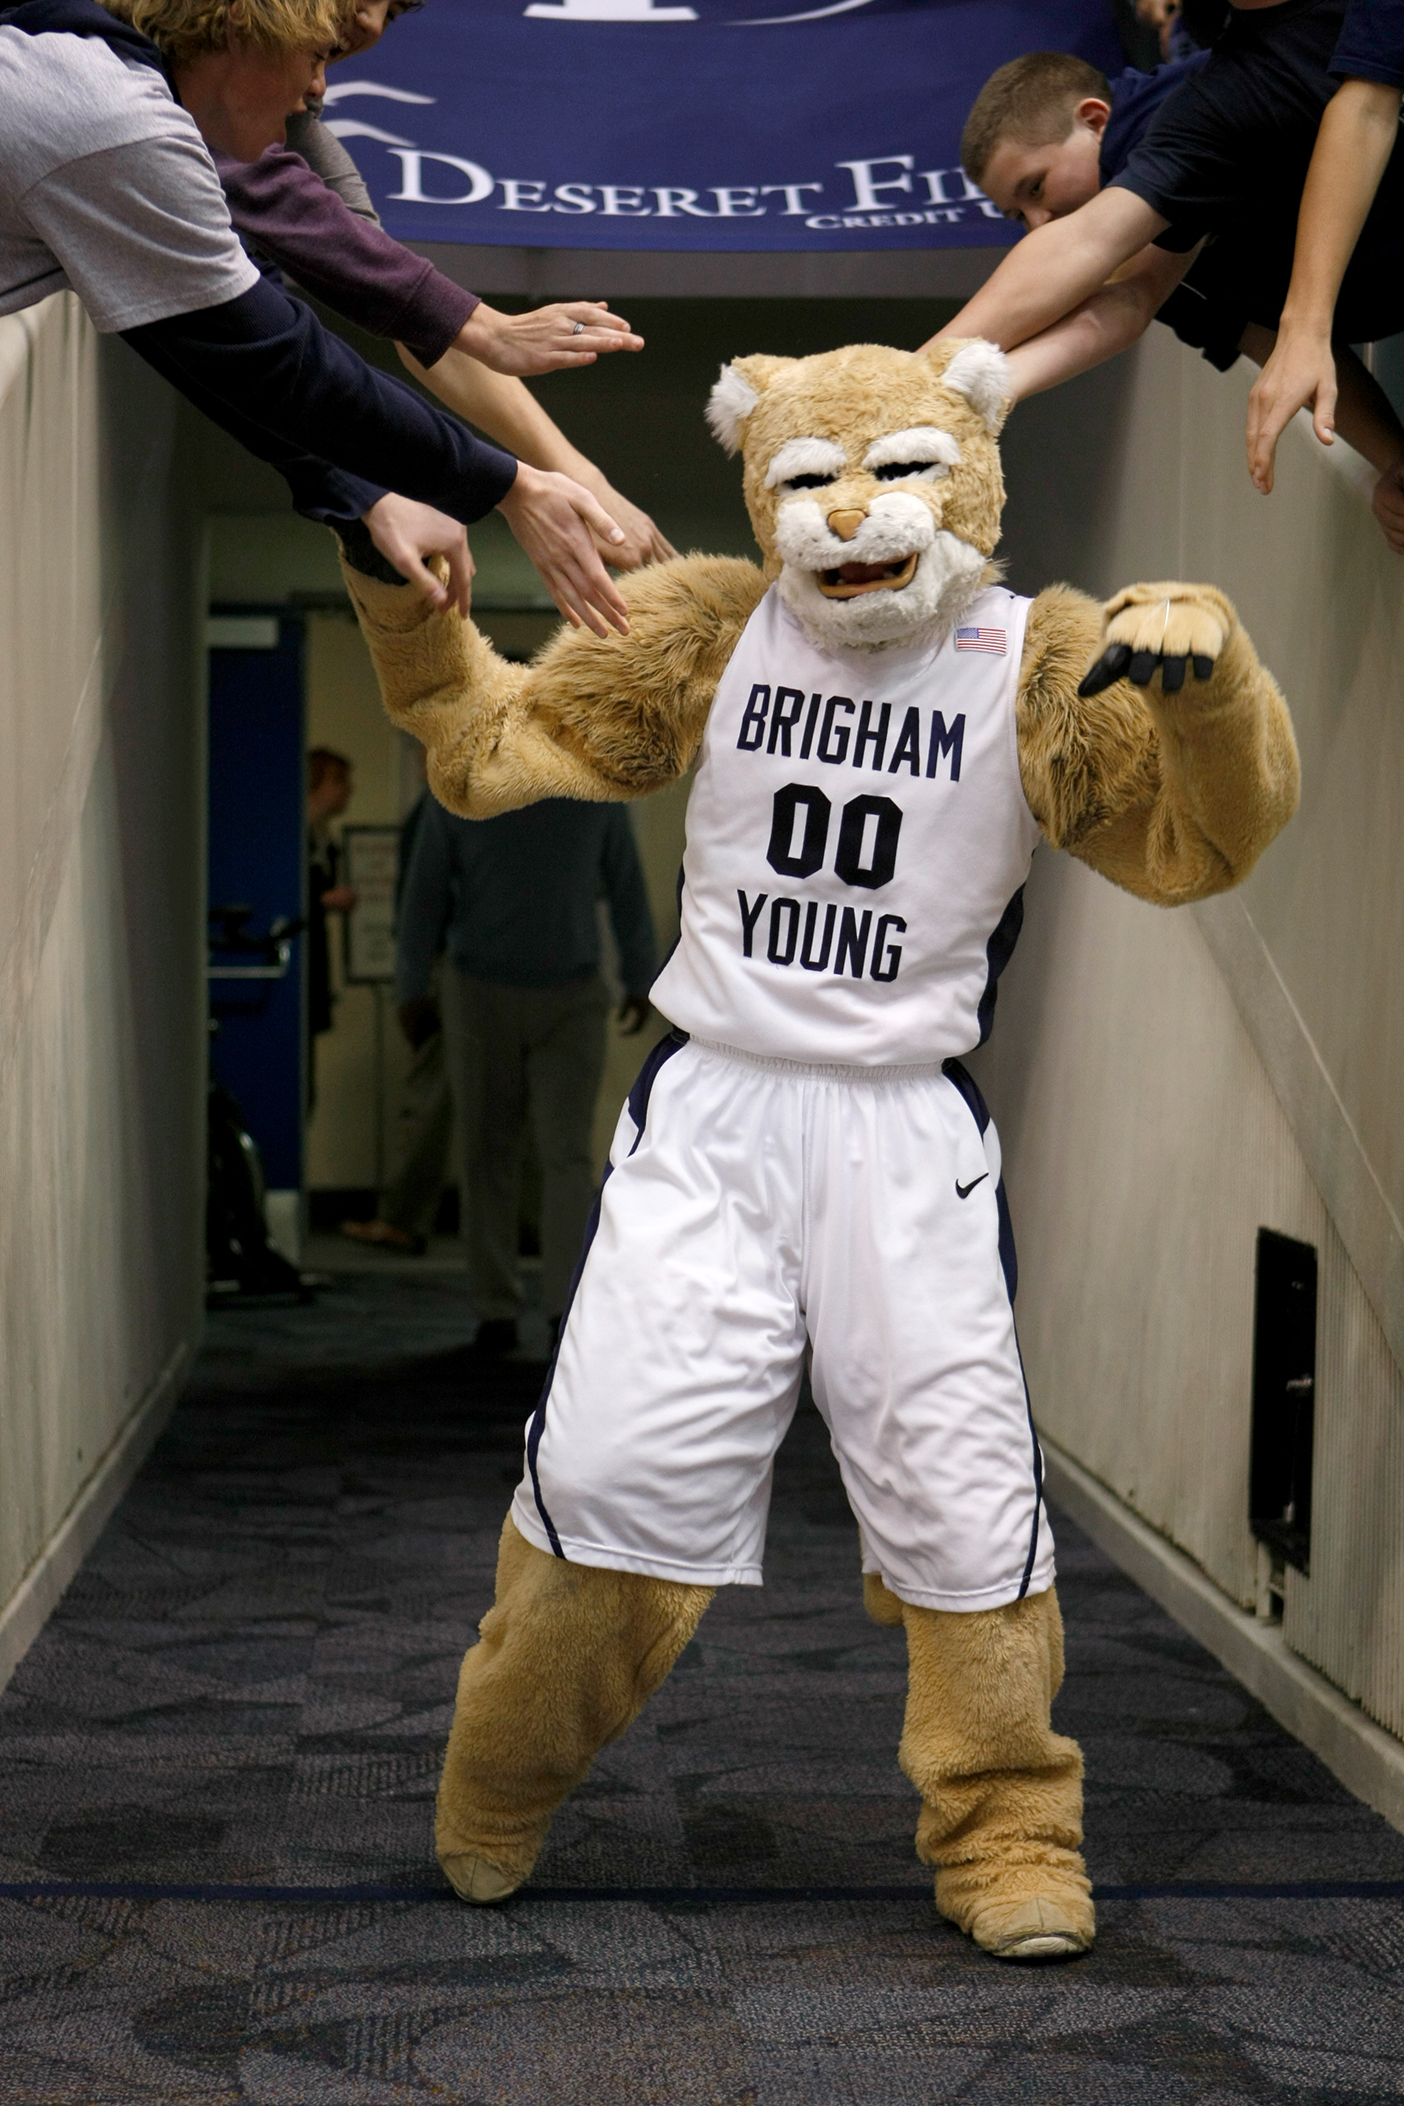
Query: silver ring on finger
571 321 585 335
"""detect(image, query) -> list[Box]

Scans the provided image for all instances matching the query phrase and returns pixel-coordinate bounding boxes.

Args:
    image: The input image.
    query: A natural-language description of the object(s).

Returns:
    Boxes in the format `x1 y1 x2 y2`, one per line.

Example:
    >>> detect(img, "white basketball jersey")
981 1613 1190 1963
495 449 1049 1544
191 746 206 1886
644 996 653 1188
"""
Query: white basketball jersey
650 584 1041 1067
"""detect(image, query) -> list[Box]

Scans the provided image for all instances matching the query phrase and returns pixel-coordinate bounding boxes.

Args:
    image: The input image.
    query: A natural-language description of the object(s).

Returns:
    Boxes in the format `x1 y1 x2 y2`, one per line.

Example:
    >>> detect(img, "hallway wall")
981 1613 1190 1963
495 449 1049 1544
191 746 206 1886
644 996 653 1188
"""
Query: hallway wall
983 330 1404 1741
0 297 205 1686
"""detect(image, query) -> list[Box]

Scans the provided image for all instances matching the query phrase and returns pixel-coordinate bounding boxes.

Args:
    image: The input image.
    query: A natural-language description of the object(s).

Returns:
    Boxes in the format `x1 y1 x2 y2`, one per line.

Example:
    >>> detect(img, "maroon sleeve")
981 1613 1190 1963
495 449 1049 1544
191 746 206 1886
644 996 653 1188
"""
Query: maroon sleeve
216 146 480 367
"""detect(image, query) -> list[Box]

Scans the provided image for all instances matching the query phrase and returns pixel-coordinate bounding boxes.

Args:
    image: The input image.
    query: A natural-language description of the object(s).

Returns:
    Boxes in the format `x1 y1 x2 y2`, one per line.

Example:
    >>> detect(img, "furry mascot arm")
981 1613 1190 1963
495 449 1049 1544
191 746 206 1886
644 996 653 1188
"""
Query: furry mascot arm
1017 580 1300 904
340 552 767 818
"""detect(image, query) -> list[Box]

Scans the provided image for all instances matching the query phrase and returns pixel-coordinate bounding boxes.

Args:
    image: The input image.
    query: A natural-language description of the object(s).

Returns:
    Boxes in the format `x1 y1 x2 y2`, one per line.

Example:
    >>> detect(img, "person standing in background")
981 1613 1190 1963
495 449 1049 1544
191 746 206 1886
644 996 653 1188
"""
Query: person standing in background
396 799 657 1358
342 785 454 1254
307 746 356 1105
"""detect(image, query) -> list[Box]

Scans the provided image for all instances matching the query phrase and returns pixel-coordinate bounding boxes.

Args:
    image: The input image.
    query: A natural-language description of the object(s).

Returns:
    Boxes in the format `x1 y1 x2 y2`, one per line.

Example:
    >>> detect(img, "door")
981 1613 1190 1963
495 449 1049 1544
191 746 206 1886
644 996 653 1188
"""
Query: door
207 610 307 1229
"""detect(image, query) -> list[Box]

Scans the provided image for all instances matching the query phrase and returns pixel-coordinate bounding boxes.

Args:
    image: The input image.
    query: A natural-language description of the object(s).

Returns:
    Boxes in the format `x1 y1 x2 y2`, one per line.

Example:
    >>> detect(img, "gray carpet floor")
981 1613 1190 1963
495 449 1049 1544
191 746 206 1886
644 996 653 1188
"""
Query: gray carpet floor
1 1271 1403 2104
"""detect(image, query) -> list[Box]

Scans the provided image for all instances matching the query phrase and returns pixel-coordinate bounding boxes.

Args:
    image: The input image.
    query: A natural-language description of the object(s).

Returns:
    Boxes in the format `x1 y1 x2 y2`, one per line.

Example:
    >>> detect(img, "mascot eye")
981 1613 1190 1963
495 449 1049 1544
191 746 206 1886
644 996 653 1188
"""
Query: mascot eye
873 460 948 483
783 472 838 492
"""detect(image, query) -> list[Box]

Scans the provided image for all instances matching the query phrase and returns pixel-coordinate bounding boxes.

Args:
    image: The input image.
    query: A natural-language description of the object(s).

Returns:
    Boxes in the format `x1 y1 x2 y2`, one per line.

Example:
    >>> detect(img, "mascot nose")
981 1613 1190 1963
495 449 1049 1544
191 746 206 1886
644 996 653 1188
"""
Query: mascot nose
826 507 867 542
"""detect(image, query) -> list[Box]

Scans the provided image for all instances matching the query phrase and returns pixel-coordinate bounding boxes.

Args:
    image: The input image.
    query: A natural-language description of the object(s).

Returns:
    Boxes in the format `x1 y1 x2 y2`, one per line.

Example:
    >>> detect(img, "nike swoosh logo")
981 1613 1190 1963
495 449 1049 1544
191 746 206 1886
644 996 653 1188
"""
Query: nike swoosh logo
955 1173 990 1200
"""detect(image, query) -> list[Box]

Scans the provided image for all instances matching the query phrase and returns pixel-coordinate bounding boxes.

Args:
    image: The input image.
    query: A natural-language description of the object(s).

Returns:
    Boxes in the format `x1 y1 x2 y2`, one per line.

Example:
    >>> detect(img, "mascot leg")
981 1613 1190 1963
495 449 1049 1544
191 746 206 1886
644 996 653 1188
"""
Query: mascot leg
871 1577 1093 1961
437 1515 714 1902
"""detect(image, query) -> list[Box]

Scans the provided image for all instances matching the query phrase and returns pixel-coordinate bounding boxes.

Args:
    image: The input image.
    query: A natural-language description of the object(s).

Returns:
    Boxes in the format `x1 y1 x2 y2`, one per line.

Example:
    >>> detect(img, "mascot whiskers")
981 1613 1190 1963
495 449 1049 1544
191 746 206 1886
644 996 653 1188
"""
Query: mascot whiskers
340 340 1298 1961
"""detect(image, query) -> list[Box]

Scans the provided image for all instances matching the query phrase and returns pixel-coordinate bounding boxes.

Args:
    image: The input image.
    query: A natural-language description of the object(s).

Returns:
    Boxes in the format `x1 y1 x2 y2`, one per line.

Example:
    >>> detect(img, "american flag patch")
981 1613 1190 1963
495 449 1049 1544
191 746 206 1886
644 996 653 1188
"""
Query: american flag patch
955 626 1006 654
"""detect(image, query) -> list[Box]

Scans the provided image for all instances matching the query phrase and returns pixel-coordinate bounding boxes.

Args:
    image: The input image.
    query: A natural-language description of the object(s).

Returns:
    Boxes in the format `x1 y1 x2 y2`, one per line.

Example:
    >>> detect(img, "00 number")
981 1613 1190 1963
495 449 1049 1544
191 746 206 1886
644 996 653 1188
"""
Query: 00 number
765 784 902 892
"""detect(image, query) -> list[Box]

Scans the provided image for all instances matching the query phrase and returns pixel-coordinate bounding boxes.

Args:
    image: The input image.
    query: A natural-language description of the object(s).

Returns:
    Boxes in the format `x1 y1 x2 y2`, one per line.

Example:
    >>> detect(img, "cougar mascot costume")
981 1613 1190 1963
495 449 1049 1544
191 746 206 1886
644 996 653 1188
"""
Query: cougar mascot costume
340 341 1298 1962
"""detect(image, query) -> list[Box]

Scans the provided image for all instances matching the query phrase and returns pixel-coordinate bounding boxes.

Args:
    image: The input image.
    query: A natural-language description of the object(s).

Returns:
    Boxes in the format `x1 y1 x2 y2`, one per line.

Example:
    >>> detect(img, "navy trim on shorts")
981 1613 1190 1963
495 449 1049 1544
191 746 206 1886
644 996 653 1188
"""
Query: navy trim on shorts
943 1056 1042 1597
941 1056 991 1137
625 1026 689 1155
1014 1332 1044 1600
524 1028 690 1557
994 1174 1018 1304
942 1058 1019 1300
975 884 1026 1046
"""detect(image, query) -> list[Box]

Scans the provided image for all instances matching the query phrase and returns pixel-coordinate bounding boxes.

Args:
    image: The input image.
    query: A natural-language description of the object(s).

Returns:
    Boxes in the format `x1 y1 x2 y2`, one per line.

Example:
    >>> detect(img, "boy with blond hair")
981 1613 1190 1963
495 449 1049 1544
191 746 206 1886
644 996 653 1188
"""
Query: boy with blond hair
0 0 629 628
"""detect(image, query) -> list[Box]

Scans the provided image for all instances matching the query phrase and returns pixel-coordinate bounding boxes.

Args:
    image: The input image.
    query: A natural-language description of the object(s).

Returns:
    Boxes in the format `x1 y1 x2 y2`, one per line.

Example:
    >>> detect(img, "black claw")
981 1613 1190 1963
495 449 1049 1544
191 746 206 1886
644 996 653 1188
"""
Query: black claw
1078 641 1133 696
1192 654 1215 682
1128 649 1158 685
1159 654 1186 694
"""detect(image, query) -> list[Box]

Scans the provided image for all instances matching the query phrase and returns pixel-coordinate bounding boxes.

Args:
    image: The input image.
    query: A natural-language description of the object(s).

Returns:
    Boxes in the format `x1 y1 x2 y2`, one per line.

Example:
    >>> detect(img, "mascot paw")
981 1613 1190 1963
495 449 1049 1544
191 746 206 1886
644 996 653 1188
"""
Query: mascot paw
1080 582 1234 699
439 1849 532 1906
967 1893 1096 1964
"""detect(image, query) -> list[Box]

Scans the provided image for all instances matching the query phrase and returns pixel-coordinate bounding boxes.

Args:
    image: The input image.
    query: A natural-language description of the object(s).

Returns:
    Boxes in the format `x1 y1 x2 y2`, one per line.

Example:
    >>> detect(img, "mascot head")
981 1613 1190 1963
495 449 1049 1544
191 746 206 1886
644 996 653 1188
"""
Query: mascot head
706 339 1010 652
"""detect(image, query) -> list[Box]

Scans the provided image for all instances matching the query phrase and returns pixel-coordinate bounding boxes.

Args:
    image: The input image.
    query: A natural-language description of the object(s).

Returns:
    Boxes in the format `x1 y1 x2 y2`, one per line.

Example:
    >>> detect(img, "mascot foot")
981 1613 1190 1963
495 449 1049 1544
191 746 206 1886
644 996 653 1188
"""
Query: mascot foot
434 1519 715 1917
439 1844 538 1906
965 1891 1095 1962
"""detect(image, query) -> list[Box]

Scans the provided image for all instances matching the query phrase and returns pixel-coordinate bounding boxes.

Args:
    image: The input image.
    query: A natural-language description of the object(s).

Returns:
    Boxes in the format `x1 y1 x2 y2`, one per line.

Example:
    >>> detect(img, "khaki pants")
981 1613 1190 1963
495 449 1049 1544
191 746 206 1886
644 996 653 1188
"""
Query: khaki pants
379 1024 454 1242
440 966 609 1320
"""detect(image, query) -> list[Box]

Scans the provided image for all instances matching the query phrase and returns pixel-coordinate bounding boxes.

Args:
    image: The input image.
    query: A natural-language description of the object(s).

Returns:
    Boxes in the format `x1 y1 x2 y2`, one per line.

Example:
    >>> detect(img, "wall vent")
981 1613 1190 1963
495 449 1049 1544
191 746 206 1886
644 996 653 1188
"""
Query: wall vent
1250 1228 1317 1574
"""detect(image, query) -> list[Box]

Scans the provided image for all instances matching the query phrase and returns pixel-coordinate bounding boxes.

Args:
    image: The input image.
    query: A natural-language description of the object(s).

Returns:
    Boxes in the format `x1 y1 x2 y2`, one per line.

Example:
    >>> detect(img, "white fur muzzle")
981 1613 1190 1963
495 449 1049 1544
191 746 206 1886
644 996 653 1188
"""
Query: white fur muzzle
773 492 986 650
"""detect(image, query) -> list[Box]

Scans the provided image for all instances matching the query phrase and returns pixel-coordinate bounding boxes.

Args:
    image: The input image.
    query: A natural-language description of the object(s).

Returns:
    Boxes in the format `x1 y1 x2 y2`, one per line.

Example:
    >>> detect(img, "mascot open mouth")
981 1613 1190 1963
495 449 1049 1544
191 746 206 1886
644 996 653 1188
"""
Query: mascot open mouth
817 553 920 600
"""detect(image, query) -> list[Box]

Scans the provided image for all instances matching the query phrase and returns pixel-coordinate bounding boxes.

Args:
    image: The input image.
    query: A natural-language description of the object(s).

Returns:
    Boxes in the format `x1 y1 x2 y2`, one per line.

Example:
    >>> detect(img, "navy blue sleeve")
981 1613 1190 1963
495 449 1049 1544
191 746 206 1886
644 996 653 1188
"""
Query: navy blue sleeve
121 276 517 525
1331 0 1404 86
599 809 657 997
121 312 386 521
1106 72 1238 248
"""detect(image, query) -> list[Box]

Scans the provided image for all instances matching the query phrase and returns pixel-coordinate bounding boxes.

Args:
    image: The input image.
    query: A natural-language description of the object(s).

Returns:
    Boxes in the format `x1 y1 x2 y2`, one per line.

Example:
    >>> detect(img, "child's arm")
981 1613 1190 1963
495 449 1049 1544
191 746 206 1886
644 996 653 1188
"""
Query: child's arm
923 187 1166 355
1003 243 1195 399
1017 582 1298 906
397 346 677 571
1245 78 1403 492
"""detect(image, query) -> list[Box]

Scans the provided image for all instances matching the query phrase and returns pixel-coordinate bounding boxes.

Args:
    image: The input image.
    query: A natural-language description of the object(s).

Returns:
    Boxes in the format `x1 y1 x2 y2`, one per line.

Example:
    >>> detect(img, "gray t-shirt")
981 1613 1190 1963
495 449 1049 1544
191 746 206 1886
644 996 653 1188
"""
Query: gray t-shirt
0 26 259 331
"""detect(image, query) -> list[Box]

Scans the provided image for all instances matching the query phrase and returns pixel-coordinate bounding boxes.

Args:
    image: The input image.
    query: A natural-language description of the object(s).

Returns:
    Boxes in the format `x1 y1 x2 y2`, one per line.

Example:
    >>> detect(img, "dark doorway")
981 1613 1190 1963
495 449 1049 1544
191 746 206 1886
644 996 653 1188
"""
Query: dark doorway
207 611 307 1209
1249 1228 1317 1574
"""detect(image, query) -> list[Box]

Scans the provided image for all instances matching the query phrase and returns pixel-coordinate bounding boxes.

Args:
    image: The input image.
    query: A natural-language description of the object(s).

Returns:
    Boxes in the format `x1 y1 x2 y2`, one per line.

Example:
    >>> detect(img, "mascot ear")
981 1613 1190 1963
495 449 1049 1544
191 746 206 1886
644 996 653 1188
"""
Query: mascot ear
705 353 796 454
933 339 1012 435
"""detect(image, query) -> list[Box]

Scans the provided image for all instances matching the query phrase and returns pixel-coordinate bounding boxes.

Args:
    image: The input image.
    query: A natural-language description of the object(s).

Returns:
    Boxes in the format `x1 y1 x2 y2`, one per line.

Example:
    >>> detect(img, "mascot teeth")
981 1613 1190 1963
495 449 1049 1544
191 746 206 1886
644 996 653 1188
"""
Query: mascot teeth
769 488 987 650
818 553 920 599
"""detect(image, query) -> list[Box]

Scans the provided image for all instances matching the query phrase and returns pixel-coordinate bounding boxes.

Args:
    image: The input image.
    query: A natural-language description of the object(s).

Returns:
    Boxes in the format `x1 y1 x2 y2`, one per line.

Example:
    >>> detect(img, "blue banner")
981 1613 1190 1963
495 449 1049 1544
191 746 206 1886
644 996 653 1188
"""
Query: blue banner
325 0 1121 253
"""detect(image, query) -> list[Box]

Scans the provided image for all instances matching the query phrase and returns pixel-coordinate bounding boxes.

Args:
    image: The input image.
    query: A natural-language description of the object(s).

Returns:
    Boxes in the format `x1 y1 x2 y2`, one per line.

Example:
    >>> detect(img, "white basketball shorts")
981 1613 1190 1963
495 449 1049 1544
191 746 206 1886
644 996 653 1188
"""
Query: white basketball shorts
510 1033 1054 1612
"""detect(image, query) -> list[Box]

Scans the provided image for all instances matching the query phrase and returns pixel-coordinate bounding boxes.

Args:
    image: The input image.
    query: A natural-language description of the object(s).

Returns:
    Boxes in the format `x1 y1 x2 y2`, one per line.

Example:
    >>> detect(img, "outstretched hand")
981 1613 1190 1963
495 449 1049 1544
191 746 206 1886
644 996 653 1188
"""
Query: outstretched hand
363 494 474 614
1246 329 1338 494
1080 586 1228 698
457 300 644 377
498 464 631 637
593 483 678 572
